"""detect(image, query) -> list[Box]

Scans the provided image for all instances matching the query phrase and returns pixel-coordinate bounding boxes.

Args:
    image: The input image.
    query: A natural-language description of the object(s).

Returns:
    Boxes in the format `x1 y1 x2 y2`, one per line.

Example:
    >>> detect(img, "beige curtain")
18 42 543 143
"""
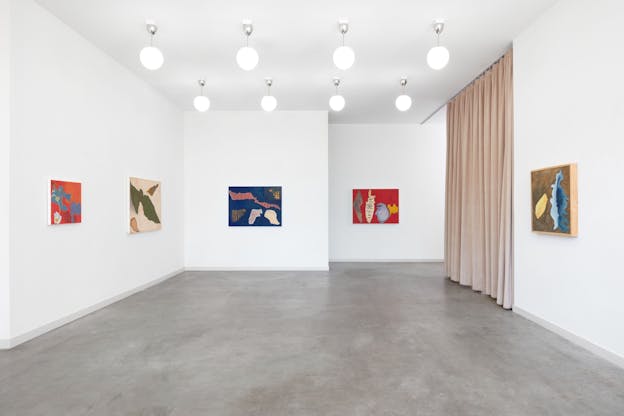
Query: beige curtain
445 50 513 309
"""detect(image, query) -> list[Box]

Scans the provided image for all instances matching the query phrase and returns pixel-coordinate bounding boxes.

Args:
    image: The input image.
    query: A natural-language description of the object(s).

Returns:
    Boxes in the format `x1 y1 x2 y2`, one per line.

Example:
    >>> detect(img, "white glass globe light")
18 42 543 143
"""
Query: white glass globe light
139 46 164 70
329 95 346 112
261 95 277 112
193 95 210 112
395 95 412 112
427 46 450 70
236 46 259 71
333 46 355 70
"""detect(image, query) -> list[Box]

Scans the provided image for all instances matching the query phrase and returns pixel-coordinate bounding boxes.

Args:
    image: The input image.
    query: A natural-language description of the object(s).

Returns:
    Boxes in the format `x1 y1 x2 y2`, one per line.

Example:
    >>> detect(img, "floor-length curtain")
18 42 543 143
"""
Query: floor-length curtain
445 50 513 309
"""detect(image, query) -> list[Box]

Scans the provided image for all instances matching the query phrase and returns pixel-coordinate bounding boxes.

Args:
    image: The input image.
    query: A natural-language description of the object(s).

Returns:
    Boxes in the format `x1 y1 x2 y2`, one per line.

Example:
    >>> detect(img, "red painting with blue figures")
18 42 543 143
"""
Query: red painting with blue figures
49 180 82 225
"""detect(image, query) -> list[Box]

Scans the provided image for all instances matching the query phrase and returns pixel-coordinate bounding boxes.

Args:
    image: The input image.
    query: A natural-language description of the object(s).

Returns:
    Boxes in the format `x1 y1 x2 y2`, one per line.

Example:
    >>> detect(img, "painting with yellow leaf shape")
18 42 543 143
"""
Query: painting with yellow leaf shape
531 164 577 236
352 189 399 224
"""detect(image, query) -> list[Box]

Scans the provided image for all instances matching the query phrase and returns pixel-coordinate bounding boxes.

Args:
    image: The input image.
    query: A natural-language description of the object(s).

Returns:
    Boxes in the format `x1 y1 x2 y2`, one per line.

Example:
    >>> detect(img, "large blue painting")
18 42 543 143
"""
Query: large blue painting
228 186 282 227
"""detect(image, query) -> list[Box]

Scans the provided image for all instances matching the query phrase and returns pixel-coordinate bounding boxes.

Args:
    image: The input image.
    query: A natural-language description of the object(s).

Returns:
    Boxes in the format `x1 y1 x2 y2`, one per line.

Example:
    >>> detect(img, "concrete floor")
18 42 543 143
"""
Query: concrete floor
1 263 623 415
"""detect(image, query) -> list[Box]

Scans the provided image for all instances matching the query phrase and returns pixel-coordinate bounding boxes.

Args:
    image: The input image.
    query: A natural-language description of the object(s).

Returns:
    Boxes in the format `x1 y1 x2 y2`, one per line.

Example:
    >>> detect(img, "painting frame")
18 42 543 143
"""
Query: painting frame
129 176 162 234
352 188 400 224
228 186 282 227
530 163 578 237
48 178 82 226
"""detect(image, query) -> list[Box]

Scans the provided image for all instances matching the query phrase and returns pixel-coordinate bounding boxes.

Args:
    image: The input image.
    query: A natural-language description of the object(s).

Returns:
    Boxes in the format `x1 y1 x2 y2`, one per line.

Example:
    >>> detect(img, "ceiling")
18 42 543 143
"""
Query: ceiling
35 0 556 124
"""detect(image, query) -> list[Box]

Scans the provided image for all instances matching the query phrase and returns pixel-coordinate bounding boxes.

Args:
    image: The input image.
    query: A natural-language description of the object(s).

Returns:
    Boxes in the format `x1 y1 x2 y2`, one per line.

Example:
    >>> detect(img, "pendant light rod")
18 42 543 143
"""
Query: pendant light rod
243 19 253 46
146 21 158 46
333 77 341 94
338 20 349 46
338 21 349 35
242 20 253 47
265 77 273 95
243 20 253 36
433 21 444 47
146 21 158 36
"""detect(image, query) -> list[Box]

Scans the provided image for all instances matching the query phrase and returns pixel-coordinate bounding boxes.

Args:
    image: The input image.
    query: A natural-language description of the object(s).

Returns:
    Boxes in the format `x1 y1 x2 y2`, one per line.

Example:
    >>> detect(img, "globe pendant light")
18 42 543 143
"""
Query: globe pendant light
236 20 259 71
329 77 345 112
333 20 355 70
139 21 164 70
427 20 450 70
395 78 412 112
193 80 210 112
261 78 277 112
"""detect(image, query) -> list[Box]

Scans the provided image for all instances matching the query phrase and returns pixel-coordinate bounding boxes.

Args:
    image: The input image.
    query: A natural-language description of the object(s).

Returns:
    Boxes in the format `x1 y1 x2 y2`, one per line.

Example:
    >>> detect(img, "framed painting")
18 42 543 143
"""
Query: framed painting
129 177 162 234
228 186 282 226
531 163 578 236
352 188 399 224
49 179 82 225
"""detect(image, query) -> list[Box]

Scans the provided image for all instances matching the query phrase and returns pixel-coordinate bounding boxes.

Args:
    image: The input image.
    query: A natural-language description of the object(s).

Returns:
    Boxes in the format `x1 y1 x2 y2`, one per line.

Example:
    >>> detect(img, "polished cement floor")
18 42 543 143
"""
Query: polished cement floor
1 263 624 415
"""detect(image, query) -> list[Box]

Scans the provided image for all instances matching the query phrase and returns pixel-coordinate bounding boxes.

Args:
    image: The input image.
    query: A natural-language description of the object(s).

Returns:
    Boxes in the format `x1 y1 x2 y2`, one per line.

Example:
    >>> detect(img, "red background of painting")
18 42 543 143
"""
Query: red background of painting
352 189 399 224
50 180 82 224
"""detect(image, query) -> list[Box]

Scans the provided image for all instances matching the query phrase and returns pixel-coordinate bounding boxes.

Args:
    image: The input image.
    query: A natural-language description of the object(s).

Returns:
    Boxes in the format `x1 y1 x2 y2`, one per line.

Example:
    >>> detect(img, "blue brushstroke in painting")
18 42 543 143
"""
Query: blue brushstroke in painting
549 170 569 233
70 202 81 223
375 203 390 224
51 185 71 212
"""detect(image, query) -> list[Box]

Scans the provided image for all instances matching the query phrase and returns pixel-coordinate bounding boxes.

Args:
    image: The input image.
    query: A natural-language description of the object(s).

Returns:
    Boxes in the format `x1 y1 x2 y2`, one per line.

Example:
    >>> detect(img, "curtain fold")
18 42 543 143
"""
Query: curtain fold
444 50 513 309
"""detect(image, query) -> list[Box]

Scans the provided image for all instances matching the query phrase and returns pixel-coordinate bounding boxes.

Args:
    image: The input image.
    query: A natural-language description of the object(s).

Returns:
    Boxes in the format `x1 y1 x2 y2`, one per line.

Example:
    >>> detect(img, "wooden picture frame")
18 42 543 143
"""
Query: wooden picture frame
530 163 578 237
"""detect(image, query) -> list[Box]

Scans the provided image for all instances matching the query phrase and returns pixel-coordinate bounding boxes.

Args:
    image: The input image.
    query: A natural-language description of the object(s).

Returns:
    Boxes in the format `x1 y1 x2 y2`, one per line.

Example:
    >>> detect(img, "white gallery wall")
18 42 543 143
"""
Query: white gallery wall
5 0 184 345
0 0 10 343
184 111 329 270
329 123 446 261
514 0 624 364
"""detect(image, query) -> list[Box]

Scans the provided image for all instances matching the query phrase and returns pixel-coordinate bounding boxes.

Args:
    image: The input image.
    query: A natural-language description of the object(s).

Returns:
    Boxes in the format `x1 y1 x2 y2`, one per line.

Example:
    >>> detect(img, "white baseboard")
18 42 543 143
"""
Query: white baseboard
513 306 624 369
185 266 329 271
0 268 184 350
330 259 443 263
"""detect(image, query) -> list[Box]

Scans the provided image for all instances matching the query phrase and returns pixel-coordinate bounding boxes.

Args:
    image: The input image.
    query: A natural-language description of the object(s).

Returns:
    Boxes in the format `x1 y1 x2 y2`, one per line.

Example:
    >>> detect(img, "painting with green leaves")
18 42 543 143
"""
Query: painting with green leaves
129 177 161 234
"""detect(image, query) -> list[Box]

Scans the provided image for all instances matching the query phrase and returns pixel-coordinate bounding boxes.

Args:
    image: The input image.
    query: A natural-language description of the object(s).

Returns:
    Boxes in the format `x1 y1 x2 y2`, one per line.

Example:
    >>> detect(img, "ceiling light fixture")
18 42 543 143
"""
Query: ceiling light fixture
236 20 259 71
333 20 355 70
395 78 412 112
329 78 345 112
261 78 277 112
427 20 450 70
193 80 210 112
139 20 164 70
